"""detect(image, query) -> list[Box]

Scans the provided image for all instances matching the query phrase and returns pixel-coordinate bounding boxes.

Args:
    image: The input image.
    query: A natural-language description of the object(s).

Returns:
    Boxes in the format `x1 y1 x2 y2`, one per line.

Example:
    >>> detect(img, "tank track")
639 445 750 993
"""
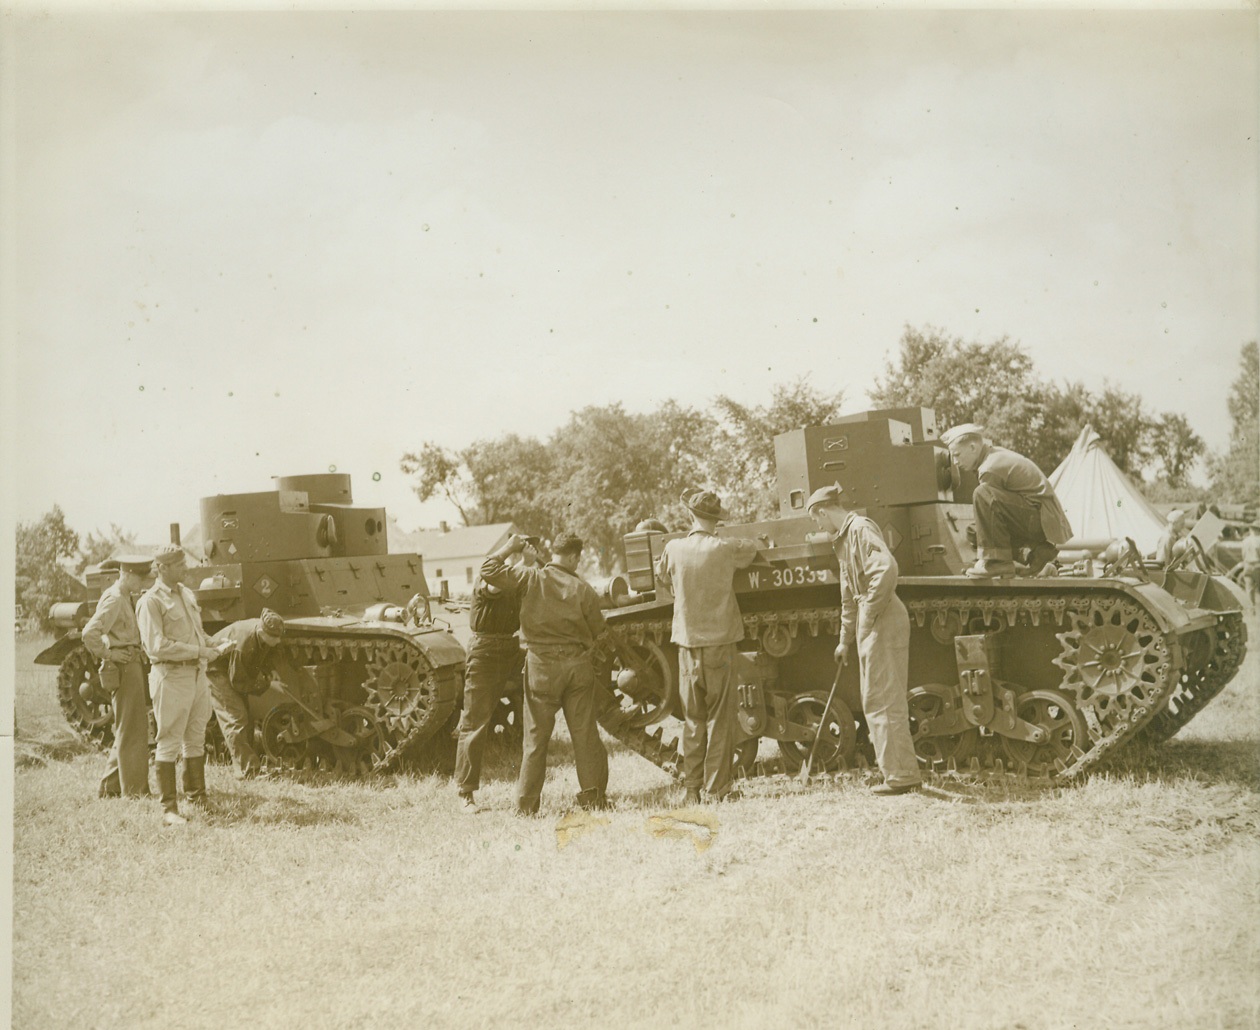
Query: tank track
601 590 1187 782
265 633 457 775
1137 611 1247 744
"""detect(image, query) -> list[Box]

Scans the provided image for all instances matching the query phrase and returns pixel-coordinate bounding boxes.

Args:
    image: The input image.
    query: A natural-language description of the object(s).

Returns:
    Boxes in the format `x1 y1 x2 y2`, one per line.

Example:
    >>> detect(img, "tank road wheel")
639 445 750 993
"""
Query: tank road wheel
1053 599 1173 746
336 705 389 774
609 639 678 730
260 703 308 770
490 693 523 740
730 736 760 779
777 692 858 773
56 645 114 749
907 684 979 771
362 644 442 739
1000 689 1086 778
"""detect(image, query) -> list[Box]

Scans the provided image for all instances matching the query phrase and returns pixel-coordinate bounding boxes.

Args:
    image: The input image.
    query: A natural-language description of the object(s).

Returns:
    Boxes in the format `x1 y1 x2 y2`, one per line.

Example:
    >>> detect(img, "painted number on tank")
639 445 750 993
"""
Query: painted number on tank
744 565 837 589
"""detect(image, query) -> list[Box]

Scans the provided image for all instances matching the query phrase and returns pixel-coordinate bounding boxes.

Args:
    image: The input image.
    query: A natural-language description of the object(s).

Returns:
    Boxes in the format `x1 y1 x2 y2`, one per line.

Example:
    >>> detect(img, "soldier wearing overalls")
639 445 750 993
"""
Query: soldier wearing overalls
136 544 225 826
207 610 286 778
81 555 154 798
808 484 921 796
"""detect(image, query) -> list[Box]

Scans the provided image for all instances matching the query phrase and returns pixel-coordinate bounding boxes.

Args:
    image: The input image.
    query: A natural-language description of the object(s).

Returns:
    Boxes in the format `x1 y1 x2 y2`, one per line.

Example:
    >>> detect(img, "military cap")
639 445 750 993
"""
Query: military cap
939 423 987 447
681 489 731 521
259 609 285 638
153 543 187 567
114 554 155 574
806 483 845 510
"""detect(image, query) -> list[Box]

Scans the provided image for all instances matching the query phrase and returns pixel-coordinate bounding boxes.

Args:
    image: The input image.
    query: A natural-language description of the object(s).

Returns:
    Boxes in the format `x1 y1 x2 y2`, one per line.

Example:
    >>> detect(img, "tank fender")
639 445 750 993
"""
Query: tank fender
34 635 85 666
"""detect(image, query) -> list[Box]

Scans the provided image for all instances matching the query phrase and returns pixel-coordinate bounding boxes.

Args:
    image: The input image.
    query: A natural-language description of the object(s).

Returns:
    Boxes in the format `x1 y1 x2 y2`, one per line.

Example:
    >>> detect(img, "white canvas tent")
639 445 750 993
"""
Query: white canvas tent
1048 426 1167 554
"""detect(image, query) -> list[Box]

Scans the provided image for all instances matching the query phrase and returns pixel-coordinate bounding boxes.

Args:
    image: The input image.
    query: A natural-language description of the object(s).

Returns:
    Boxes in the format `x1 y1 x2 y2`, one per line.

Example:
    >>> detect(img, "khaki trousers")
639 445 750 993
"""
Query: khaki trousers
98 657 150 797
516 650 607 812
857 597 921 788
678 643 741 798
149 664 213 764
455 635 524 793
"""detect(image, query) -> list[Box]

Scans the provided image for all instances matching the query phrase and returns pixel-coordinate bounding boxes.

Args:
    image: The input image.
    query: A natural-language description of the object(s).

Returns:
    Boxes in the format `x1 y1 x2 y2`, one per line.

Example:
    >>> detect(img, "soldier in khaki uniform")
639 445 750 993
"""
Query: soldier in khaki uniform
655 490 759 804
137 544 227 825
481 532 609 816
808 484 921 796
81 555 154 798
941 423 1073 579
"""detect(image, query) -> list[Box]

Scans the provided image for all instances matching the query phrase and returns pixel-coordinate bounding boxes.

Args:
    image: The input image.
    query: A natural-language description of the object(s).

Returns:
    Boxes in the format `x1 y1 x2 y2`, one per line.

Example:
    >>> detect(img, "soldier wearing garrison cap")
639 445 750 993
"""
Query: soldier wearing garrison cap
137 544 227 825
206 609 288 779
940 423 1073 579
655 490 761 804
81 555 155 799
807 483 920 796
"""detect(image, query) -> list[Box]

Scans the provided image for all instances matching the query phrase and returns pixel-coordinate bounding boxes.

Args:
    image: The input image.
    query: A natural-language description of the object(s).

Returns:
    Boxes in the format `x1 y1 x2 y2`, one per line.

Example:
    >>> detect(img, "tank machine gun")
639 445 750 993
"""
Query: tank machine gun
597 408 1247 780
35 473 466 773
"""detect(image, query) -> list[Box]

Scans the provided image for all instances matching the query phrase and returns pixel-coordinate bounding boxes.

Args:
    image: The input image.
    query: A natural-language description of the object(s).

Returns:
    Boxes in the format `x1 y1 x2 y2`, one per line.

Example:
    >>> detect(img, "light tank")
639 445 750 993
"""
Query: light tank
34 473 468 773
595 408 1248 780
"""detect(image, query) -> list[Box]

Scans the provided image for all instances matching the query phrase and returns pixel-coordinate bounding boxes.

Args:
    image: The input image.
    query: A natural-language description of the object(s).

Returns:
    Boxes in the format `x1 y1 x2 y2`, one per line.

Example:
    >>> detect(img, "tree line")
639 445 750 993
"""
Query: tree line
402 328 1259 573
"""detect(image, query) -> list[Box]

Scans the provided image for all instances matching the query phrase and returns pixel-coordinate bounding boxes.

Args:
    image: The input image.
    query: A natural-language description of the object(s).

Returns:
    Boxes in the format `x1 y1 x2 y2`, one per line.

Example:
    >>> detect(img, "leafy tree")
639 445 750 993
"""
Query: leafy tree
1148 413 1205 490
1209 341 1259 502
399 442 476 525
76 523 139 574
16 506 83 631
704 378 845 519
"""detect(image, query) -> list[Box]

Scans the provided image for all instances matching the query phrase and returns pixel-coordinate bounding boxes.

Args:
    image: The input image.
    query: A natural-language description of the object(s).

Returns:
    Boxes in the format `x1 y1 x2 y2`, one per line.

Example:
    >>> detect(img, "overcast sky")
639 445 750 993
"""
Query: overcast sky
3 9 1257 545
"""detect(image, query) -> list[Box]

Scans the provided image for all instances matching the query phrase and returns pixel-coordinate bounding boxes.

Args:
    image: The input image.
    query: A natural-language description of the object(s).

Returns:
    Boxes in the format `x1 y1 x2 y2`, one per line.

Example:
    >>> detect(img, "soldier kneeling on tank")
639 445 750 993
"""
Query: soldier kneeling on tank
941 423 1073 579
206 609 287 778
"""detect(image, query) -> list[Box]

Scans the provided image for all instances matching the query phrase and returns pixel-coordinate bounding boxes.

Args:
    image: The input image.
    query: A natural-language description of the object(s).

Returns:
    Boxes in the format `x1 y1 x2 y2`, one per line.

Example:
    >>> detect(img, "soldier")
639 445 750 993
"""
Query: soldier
136 544 226 826
481 532 609 816
807 484 921 796
81 555 154 799
941 423 1073 579
453 546 535 811
1154 509 1187 566
655 490 759 804
1242 523 1260 610
206 609 287 778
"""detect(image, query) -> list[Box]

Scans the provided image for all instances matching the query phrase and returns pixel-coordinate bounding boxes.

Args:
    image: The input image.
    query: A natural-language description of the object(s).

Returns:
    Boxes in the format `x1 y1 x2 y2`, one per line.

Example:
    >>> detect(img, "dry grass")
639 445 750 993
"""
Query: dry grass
11 619 1260 1030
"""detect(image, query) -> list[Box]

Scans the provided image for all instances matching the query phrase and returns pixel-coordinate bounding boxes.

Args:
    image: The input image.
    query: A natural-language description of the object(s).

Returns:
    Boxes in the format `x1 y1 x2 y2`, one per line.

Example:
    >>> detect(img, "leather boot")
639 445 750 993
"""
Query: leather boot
156 761 186 826
182 756 207 806
576 787 608 811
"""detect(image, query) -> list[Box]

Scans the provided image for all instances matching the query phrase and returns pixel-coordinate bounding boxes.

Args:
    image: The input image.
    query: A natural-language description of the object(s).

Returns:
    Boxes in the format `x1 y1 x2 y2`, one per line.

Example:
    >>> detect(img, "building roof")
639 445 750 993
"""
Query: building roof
1048 425 1166 552
387 520 517 562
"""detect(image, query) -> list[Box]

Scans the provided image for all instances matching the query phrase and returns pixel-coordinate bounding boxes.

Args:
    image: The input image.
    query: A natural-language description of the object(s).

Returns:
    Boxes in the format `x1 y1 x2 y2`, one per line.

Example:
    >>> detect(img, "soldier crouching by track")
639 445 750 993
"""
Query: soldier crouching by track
807 484 921 797
81 555 155 799
656 490 760 805
941 423 1073 579
206 609 286 779
482 531 610 816
454 545 536 811
137 544 228 826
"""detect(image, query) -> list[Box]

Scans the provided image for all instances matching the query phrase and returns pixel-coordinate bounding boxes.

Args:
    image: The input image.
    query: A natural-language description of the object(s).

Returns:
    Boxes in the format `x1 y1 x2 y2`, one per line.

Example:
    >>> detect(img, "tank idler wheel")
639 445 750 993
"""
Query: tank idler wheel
610 639 679 729
777 692 858 774
908 684 979 771
259 703 309 769
999 689 1086 778
56 645 115 749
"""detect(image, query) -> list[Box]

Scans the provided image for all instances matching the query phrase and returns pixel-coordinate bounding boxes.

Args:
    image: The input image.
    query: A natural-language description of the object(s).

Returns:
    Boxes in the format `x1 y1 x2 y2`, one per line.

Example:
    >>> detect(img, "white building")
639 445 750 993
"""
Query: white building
387 520 519 599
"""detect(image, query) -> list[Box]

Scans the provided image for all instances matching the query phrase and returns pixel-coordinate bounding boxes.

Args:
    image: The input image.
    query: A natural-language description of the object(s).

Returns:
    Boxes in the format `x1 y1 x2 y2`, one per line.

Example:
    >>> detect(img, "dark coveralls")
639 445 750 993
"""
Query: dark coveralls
206 619 279 776
481 555 609 814
972 446 1074 562
81 581 150 797
454 581 525 795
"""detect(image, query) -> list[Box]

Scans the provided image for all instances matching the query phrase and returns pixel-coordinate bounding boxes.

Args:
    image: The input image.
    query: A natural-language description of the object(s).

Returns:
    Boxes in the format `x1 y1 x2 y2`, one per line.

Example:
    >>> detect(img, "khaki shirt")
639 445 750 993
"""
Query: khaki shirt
978 445 1074 545
80 580 141 660
831 512 899 648
137 578 209 664
480 557 606 655
1242 535 1260 566
655 530 759 648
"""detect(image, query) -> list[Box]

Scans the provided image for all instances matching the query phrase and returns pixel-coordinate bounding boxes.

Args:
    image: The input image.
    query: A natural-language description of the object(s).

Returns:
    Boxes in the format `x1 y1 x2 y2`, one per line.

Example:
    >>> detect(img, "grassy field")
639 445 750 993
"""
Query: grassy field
11 619 1260 1030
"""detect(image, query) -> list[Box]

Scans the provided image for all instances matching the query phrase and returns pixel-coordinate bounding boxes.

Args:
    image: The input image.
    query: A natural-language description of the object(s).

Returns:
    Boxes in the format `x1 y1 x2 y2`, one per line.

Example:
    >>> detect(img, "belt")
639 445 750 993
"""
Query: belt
154 659 200 667
471 631 518 640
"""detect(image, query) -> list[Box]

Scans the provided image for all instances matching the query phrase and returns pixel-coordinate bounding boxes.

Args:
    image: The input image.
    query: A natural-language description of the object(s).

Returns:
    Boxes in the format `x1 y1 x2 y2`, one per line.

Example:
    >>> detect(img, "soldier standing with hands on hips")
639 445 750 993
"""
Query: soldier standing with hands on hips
81 555 155 799
136 544 228 826
655 490 760 805
807 484 921 796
